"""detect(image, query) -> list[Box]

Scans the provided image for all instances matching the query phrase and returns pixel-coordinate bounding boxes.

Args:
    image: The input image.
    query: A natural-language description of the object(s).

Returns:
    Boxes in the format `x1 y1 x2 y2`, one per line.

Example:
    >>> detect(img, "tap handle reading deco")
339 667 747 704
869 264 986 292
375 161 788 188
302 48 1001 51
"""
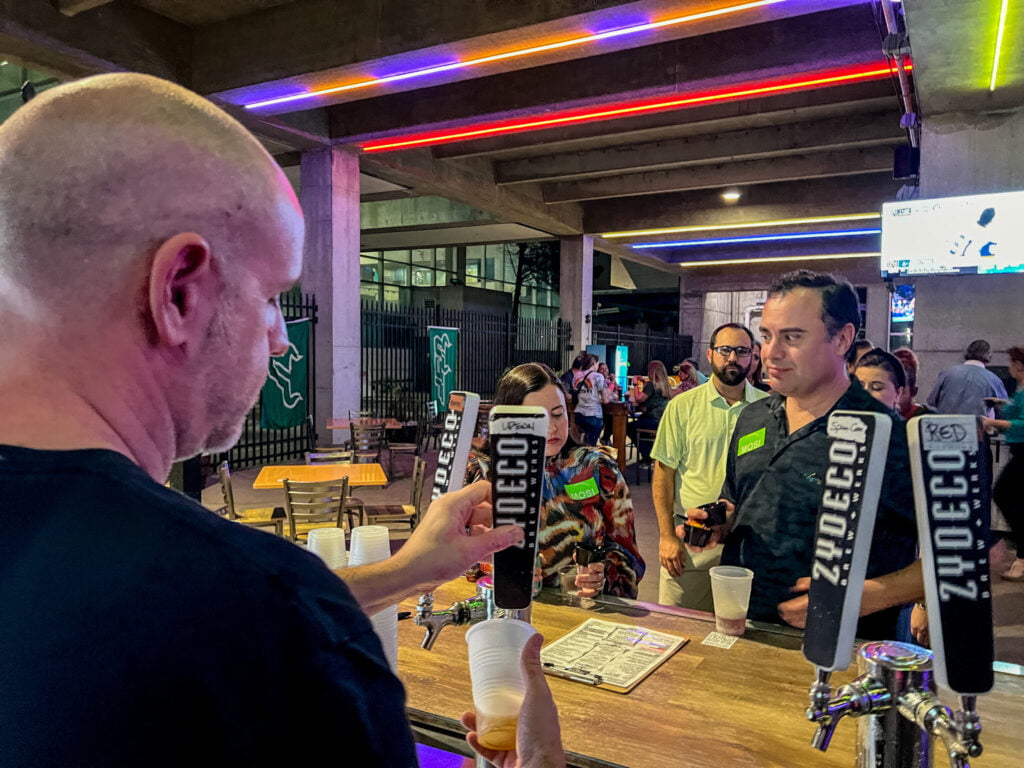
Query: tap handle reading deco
488 406 548 611
803 411 891 673
907 415 994 697
430 391 480 501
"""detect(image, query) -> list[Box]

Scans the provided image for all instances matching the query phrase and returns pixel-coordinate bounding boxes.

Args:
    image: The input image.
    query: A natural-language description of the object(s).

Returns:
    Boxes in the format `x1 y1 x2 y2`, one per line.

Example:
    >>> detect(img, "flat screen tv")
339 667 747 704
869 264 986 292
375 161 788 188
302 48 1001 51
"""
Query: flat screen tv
881 189 1024 278
890 284 915 323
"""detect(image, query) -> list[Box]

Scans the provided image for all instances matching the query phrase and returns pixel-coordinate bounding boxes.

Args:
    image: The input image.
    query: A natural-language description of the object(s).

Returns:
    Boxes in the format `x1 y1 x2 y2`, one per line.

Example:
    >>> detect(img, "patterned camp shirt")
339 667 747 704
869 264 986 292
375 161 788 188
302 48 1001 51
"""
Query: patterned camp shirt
466 445 645 598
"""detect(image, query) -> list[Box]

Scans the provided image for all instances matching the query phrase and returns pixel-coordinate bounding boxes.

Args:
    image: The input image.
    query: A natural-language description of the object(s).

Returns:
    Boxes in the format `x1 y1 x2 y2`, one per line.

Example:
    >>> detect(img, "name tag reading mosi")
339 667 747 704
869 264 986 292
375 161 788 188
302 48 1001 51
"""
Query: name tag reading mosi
489 406 549 610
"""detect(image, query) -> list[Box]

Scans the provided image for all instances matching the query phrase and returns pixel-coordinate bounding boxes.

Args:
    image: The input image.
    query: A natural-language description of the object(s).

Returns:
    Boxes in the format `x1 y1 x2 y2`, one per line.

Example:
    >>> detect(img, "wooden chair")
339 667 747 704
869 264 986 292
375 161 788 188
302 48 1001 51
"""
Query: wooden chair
215 461 284 536
385 420 424 480
424 400 445 450
350 422 385 464
306 414 346 452
363 457 427 532
305 448 354 464
281 476 354 542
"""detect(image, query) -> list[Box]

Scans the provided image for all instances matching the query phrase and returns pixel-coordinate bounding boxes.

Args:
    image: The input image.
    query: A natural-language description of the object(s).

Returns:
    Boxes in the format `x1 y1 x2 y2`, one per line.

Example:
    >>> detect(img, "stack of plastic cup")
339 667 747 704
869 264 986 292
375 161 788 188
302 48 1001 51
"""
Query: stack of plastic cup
306 528 347 570
464 618 537 751
348 525 398 671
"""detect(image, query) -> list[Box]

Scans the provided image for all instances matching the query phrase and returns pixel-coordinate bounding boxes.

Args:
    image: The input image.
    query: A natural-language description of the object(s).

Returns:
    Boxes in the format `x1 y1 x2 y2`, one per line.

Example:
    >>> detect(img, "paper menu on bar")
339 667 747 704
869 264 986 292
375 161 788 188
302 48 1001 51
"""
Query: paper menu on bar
540 618 687 693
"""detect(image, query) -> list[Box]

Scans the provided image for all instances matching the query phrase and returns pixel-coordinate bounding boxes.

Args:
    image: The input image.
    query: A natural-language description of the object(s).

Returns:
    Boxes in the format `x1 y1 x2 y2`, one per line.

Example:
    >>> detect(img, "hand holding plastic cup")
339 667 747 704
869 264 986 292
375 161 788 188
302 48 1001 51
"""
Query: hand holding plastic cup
465 619 537 751
709 565 754 637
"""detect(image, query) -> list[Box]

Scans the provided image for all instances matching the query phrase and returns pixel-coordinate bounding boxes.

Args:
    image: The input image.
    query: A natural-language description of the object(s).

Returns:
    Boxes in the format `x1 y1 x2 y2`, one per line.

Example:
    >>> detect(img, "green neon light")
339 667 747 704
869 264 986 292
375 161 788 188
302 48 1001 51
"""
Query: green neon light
990 0 1009 91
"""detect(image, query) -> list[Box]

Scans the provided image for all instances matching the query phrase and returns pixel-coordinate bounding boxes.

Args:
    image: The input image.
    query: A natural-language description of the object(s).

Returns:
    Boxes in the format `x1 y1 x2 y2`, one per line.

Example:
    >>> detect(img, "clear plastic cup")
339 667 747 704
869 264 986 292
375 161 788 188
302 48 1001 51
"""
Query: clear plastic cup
306 528 348 570
465 618 537 751
348 525 391 567
709 565 754 636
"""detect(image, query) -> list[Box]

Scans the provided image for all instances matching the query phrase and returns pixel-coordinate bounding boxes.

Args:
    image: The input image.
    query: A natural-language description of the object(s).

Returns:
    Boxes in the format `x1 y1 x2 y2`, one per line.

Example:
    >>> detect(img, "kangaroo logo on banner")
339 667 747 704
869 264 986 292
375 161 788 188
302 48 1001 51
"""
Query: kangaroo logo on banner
260 319 309 429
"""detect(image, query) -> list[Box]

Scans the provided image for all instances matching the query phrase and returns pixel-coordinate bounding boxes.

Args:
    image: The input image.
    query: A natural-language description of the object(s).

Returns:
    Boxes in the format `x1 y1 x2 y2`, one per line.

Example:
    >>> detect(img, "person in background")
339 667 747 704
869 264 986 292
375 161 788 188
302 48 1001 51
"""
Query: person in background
982 346 1024 582
466 363 646 598
846 338 874 374
853 348 907 414
684 271 921 639
747 341 771 392
672 360 702 396
892 347 933 419
571 353 611 445
597 361 621 446
630 360 674 461
652 323 768 610
560 353 585 393
0 73 564 768
927 339 1007 416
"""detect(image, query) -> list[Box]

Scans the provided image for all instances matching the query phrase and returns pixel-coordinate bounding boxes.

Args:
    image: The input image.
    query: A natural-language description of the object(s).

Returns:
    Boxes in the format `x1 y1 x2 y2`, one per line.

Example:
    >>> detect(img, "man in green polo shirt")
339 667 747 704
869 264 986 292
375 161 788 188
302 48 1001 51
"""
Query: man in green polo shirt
685 271 922 639
651 323 769 610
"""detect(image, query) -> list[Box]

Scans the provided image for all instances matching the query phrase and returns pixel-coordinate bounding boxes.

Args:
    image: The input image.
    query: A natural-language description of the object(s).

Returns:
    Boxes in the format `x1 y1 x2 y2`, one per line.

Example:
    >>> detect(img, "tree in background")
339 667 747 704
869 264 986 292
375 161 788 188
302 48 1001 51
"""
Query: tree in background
504 241 559 320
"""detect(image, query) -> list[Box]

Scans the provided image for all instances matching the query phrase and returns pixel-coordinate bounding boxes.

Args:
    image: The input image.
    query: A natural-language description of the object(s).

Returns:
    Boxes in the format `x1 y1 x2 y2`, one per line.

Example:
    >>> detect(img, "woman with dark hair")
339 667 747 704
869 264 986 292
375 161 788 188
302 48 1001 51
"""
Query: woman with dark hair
853 347 906 413
846 338 875 374
982 345 1024 582
466 363 645 598
571 352 611 445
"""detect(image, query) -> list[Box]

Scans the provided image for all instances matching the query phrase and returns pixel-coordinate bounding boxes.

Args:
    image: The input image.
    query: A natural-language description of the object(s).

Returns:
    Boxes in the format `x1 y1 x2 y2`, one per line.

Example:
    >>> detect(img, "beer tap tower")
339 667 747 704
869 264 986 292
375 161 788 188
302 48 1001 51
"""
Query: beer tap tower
803 413 994 767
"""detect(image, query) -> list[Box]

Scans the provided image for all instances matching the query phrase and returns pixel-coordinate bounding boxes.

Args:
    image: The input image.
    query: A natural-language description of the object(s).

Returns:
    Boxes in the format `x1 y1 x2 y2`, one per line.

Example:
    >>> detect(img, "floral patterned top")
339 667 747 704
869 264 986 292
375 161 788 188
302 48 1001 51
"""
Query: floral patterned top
466 445 645 598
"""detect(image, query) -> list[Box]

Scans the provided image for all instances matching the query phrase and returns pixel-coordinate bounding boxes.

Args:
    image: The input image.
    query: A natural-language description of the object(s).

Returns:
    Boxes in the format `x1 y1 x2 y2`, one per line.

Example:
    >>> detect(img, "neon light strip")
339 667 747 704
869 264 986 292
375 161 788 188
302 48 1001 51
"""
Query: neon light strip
601 212 880 238
676 252 880 267
360 61 909 152
990 0 1009 91
634 228 880 248
244 0 785 109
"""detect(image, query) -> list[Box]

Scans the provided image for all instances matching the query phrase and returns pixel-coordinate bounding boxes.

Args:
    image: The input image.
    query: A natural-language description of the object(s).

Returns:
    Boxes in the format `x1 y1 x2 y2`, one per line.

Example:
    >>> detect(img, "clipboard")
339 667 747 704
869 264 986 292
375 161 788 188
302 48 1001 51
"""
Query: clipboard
540 618 688 694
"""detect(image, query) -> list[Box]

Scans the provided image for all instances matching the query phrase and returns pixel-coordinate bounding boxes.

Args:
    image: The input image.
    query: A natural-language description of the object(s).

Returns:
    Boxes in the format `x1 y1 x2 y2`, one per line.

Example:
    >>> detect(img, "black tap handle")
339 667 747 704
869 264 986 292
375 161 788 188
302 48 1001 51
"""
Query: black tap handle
908 415 994 695
489 406 549 610
803 411 891 671
430 391 480 500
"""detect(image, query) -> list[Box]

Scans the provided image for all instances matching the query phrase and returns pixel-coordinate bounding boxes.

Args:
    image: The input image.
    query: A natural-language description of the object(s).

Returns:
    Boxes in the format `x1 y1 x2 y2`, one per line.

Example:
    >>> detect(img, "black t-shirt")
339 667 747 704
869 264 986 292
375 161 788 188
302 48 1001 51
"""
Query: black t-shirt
0 446 416 767
720 381 918 639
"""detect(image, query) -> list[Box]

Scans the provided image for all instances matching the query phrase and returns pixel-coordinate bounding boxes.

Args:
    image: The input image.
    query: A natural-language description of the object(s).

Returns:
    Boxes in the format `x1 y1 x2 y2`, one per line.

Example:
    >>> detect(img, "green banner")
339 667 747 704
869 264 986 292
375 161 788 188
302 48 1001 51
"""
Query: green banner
428 326 458 410
260 319 310 429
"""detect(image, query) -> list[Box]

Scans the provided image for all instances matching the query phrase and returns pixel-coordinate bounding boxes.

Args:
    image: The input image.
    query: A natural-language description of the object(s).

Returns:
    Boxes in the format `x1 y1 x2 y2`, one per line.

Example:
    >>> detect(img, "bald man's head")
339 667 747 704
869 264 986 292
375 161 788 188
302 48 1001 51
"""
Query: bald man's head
0 73 298 326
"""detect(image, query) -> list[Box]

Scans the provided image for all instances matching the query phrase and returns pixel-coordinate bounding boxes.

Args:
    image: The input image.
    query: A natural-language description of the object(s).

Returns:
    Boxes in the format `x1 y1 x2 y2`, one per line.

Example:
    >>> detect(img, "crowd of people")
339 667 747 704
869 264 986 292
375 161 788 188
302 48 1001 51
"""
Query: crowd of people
3 72 1020 767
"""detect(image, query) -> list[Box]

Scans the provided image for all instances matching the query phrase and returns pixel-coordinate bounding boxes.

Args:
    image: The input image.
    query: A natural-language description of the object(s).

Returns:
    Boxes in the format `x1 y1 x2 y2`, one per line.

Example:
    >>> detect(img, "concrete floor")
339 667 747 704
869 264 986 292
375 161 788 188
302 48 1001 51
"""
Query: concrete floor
205 447 1024 666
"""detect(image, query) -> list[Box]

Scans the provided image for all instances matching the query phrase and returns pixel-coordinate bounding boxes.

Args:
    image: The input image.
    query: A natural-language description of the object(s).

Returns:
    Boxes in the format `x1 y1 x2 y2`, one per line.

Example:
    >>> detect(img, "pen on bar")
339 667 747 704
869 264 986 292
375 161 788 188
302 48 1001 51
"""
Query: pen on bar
542 663 602 686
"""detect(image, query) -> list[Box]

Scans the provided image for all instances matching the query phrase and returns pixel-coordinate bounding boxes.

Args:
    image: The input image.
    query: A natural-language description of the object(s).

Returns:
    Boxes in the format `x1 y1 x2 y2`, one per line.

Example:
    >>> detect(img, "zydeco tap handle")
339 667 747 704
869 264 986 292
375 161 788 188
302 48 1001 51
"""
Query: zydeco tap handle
430 391 480 500
908 415 994 696
488 406 548 610
803 411 891 672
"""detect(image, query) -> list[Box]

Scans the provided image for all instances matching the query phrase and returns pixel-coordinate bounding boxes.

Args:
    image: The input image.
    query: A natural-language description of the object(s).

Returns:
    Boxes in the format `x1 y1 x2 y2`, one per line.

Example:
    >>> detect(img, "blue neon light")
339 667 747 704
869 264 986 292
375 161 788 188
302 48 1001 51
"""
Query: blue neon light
632 228 881 248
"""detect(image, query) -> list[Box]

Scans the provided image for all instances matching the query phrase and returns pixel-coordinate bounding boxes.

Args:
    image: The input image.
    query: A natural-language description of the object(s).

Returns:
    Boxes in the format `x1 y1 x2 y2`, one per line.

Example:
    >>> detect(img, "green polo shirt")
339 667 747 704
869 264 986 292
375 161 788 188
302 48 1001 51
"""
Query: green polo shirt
651 379 768 525
721 378 918 639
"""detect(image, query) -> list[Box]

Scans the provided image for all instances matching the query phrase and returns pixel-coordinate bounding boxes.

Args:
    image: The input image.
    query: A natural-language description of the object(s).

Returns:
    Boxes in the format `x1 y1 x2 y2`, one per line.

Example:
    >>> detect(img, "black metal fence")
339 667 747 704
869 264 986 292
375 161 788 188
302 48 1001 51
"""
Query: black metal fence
218 291 318 470
593 323 693 374
361 301 573 419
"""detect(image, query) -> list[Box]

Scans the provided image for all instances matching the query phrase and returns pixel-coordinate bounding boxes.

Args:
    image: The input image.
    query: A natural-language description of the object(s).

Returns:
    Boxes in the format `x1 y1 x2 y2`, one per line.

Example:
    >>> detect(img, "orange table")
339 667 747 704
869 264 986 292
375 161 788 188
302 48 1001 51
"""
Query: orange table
252 463 388 490
326 418 402 430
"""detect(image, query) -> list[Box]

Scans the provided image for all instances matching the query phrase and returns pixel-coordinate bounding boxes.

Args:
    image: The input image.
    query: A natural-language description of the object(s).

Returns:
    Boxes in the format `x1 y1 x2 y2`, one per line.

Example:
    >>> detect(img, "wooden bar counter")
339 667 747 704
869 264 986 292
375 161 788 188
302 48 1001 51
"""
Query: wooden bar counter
397 579 1024 767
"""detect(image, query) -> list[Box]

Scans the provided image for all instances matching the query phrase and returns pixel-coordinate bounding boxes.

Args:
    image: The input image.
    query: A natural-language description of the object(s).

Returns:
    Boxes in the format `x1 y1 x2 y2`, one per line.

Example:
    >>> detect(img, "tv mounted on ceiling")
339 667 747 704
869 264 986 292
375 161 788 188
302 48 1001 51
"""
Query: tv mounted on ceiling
881 189 1024 278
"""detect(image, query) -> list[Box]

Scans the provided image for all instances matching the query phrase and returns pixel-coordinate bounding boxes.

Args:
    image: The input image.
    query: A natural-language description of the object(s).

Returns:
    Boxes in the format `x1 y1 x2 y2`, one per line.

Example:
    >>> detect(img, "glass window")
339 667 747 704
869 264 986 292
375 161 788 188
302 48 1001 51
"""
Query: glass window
466 259 482 287
383 285 403 303
360 254 381 283
411 248 434 267
383 249 410 264
383 264 409 286
360 283 381 302
435 271 450 287
412 268 433 287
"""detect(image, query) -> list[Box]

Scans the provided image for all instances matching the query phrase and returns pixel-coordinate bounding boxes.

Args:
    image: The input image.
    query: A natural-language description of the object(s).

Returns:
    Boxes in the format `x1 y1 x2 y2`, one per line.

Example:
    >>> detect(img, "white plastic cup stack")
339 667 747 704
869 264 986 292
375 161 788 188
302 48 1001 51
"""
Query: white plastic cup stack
306 528 348 570
348 525 398 671
464 618 537 751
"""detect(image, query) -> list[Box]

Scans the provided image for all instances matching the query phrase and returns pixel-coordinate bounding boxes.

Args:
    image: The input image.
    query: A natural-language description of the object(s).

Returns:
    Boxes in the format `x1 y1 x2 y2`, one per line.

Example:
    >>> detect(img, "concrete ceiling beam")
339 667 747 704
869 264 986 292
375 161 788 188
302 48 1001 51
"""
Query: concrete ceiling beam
0 0 189 82
584 174 901 233
495 111 905 184
545 146 898 202
53 0 114 17
360 149 583 236
327 7 881 142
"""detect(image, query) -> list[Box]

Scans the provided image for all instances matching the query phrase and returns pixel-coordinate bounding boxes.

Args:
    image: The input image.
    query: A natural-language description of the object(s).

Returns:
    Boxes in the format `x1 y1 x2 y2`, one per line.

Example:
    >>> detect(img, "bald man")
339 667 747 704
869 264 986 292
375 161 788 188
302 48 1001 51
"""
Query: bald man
0 74 563 767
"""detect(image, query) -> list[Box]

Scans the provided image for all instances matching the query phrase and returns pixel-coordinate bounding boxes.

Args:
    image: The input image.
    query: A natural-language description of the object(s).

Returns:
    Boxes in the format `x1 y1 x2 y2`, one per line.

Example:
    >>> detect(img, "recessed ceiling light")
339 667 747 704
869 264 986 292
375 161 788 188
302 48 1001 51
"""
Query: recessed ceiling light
721 189 742 202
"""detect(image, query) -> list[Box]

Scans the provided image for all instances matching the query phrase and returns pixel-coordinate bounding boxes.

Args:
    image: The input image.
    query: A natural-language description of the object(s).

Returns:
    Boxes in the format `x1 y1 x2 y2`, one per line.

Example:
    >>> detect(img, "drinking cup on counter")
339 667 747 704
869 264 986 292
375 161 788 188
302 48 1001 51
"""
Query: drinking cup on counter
465 619 537 751
348 525 391 567
306 528 348 570
709 566 754 637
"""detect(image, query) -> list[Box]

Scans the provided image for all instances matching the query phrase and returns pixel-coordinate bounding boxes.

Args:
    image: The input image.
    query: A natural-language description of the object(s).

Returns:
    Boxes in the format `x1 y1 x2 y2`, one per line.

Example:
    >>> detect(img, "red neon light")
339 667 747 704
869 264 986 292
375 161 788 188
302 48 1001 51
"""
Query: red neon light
360 60 911 153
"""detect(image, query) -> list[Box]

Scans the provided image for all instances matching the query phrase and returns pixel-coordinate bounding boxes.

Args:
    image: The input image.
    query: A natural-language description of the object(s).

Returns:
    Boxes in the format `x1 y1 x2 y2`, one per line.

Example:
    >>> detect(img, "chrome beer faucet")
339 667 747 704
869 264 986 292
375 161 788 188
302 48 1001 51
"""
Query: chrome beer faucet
414 590 490 650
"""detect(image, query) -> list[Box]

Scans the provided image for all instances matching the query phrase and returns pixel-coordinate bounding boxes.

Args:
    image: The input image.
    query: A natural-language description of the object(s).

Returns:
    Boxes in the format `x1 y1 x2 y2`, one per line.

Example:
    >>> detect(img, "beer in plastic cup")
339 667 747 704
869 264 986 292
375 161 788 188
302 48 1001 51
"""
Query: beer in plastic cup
465 619 537 750
709 565 754 636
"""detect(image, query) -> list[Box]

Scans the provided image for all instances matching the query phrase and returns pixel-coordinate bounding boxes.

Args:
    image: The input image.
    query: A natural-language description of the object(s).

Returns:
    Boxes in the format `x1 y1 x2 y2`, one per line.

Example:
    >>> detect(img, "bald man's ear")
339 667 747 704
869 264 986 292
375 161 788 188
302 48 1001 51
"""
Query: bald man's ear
148 233 217 348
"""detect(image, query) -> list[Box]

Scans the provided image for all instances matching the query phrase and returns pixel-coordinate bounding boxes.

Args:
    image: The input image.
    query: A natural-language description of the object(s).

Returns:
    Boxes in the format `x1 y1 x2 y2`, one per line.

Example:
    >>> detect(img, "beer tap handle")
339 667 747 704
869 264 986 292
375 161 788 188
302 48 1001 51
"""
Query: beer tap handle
806 668 832 722
803 411 890 671
899 689 972 768
907 415 994 697
808 674 892 752
956 696 983 759
488 406 548 613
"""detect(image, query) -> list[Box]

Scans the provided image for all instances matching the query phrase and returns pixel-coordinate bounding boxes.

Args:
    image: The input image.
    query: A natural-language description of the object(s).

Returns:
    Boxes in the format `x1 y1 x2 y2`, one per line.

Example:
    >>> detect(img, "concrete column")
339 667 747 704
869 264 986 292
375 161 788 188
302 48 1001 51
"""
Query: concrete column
559 235 593 355
911 111 1024 395
300 146 361 444
863 283 889 350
